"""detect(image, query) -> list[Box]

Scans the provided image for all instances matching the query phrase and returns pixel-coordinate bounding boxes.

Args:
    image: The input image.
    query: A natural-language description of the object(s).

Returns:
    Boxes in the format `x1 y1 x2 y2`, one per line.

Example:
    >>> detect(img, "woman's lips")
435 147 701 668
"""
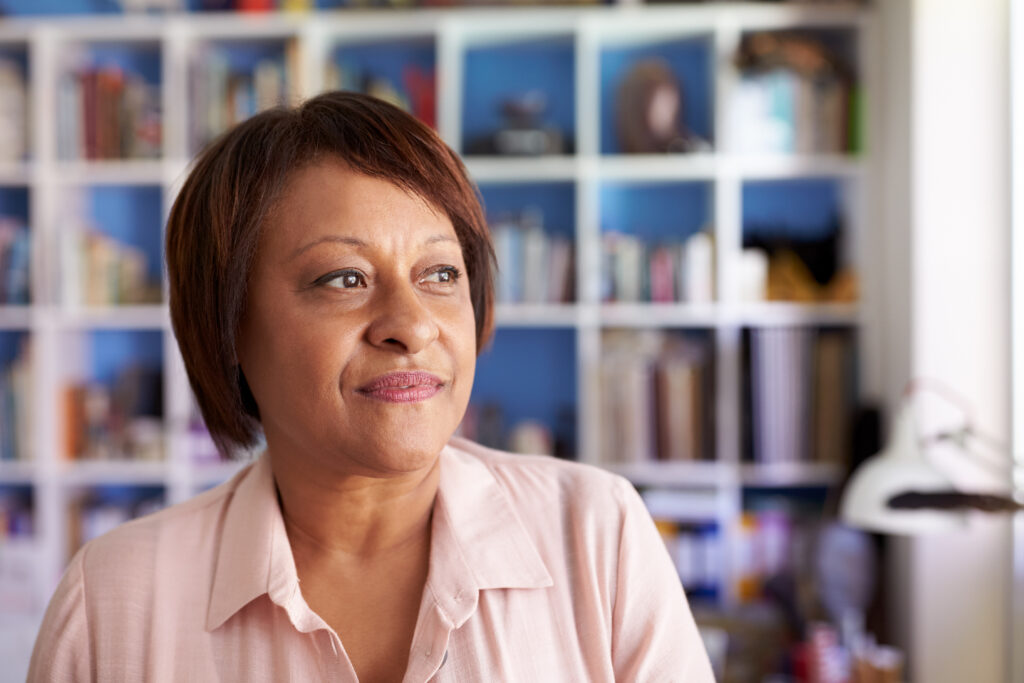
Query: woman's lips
356 371 444 403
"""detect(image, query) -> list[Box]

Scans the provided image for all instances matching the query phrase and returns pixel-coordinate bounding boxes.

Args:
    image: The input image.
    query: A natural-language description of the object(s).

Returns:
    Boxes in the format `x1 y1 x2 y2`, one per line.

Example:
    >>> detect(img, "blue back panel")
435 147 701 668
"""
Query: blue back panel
331 39 434 90
0 331 28 364
0 187 29 223
742 178 843 239
471 327 576 449
477 182 576 238
600 181 711 241
89 329 163 385
83 42 162 85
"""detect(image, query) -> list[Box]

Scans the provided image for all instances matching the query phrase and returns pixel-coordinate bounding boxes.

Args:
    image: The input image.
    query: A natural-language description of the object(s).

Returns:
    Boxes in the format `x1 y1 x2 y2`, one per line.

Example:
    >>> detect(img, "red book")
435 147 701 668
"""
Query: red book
237 0 274 11
81 70 97 160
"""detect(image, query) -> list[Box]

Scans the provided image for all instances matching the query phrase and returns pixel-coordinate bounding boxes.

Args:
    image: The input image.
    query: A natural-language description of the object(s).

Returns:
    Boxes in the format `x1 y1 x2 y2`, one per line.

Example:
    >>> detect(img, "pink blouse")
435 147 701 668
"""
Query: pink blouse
28 437 714 682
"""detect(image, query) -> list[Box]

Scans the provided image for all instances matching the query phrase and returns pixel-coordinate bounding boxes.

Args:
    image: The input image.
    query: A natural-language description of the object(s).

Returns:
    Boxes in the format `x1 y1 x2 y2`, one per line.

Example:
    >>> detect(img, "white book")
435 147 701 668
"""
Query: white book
521 220 548 304
683 232 714 303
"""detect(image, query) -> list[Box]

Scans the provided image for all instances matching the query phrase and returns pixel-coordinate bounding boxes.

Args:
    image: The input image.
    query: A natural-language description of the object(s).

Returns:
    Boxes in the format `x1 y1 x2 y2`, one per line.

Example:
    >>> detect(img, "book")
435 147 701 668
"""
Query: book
0 58 27 163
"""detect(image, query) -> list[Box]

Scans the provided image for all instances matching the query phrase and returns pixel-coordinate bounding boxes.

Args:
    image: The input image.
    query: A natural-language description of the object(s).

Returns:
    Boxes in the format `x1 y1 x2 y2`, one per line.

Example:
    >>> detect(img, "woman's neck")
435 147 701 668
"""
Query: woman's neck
269 448 441 560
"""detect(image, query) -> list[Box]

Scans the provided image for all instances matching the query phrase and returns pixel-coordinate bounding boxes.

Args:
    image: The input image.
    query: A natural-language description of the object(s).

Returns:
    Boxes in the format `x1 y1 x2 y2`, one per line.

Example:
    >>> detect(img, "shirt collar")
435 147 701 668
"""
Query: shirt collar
206 454 301 632
206 439 553 632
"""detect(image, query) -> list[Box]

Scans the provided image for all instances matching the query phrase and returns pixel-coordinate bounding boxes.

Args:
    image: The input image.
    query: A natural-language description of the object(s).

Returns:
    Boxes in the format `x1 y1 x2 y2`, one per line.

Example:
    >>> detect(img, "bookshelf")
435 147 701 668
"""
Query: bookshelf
0 3 877 680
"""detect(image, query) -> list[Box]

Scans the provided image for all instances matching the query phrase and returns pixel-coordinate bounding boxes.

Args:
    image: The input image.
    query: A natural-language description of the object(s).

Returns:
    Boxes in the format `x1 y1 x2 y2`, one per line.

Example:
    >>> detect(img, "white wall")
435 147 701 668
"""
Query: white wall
880 0 1013 680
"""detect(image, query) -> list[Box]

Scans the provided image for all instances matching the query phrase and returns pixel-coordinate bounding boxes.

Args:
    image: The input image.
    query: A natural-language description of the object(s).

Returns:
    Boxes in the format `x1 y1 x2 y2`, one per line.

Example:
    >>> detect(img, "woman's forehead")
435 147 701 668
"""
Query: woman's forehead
264 162 458 255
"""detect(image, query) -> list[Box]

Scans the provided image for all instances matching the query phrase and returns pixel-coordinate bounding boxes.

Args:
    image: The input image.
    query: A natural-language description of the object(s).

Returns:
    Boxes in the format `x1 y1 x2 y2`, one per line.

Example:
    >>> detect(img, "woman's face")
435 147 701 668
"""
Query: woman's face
236 160 477 476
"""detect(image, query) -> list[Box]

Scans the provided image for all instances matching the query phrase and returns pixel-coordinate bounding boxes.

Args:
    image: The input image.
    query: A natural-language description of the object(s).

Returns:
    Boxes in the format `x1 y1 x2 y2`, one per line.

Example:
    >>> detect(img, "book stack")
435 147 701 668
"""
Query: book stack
190 44 294 152
730 32 856 155
56 64 161 160
62 364 164 461
490 209 574 304
0 218 30 304
653 517 721 601
598 330 711 464
0 57 28 163
602 230 713 303
748 327 853 464
0 338 31 462
60 225 160 307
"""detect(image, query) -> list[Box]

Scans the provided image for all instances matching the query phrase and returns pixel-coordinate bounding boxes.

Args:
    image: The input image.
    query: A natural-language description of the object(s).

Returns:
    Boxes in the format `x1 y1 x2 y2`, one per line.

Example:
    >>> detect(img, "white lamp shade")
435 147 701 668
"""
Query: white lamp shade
840 403 967 535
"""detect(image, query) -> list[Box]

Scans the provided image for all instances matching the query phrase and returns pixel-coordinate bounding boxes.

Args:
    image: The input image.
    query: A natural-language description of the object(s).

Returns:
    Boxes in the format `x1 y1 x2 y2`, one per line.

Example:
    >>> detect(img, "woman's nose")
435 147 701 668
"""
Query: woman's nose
365 279 439 354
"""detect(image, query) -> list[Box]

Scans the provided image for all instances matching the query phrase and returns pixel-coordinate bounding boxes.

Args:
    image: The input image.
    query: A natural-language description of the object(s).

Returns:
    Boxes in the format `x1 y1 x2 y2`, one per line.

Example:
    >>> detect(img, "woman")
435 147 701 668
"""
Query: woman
29 92 714 682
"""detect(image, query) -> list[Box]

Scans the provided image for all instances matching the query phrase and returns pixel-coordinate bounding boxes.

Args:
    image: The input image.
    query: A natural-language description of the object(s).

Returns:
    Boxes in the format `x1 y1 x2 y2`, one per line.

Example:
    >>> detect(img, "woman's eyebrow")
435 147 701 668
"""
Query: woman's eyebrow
290 233 457 261
289 235 368 261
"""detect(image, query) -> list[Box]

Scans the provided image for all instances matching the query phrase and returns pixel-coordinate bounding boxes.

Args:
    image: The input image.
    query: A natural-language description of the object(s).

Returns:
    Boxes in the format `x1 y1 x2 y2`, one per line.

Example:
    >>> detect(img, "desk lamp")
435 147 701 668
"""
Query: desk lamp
840 382 1019 535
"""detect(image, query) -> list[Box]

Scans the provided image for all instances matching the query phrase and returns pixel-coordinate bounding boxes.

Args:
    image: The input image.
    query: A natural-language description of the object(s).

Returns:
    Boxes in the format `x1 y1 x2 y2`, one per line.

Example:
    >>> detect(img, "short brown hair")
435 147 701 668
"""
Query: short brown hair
166 91 496 457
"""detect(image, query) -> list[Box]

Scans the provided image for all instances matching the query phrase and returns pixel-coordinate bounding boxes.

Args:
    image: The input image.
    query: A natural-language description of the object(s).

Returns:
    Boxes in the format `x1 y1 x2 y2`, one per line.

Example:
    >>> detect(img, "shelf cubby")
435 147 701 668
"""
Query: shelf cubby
599 33 714 155
467 327 577 459
188 37 297 154
55 40 163 161
741 177 856 305
56 184 164 308
740 324 857 466
597 327 715 466
328 37 437 129
479 180 577 306
58 328 165 463
461 35 576 157
599 180 714 304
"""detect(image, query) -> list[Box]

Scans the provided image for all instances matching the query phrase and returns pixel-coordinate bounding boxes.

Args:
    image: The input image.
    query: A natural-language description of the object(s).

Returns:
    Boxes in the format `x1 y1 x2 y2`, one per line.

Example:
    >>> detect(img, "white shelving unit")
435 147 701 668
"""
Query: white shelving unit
0 4 877 677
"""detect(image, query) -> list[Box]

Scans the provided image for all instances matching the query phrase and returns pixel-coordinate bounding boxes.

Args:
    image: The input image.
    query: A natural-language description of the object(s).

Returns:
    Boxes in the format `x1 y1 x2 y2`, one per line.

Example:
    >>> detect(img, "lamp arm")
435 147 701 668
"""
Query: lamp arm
920 427 1022 479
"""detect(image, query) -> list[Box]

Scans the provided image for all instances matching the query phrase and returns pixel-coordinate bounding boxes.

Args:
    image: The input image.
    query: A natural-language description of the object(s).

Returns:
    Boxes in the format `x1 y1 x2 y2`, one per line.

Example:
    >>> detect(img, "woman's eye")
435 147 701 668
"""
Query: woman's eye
422 266 461 285
319 270 366 289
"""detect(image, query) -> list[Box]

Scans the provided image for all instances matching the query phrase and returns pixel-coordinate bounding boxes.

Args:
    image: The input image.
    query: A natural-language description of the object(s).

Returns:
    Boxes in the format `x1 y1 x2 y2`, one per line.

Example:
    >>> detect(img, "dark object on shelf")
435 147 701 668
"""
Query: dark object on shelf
615 58 709 154
466 91 570 156
888 490 1023 513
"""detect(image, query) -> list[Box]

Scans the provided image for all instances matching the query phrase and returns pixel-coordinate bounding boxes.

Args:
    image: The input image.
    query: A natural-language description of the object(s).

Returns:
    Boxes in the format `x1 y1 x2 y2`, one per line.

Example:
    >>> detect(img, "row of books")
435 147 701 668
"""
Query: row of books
747 327 853 464
0 58 27 163
731 32 856 155
0 219 30 305
62 366 164 461
60 225 162 307
56 65 162 160
598 330 712 464
601 230 714 304
653 518 722 599
491 210 575 304
0 339 31 462
190 44 295 152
